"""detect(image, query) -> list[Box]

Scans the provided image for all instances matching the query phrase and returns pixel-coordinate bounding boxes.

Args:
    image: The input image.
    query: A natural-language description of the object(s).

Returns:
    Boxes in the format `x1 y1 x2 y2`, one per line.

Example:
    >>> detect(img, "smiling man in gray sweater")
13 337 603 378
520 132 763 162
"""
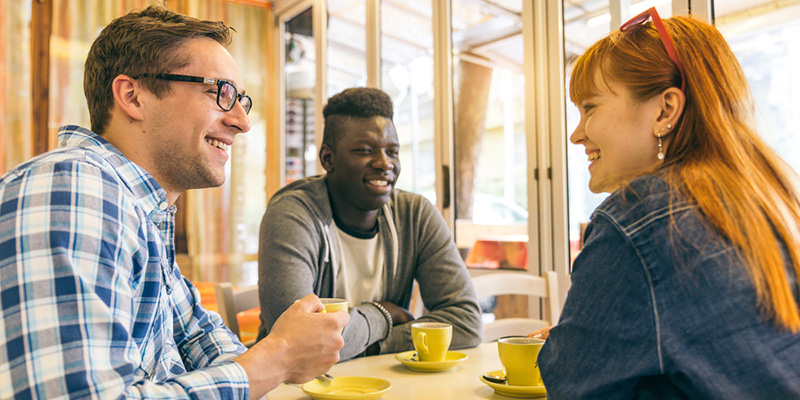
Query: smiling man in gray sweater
257 88 482 360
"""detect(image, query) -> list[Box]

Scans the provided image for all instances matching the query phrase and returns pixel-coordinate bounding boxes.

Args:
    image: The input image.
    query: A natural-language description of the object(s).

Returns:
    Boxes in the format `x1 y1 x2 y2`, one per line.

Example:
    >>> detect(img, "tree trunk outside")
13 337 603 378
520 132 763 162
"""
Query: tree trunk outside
454 57 493 220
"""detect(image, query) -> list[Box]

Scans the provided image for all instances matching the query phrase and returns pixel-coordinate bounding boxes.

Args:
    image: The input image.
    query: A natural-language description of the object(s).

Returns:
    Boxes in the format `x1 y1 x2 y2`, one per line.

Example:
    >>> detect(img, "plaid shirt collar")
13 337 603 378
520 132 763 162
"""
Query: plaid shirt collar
57 125 173 220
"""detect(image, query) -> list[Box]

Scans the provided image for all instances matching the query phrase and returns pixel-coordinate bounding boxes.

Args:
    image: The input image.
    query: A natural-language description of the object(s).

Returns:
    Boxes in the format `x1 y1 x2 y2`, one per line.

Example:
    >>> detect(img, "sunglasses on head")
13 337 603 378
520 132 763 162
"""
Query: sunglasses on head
620 7 686 92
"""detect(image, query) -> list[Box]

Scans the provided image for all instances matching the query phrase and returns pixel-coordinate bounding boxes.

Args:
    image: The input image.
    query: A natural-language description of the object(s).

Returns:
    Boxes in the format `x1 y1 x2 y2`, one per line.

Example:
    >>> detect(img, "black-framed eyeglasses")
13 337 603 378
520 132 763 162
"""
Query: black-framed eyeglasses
620 7 686 93
134 73 252 114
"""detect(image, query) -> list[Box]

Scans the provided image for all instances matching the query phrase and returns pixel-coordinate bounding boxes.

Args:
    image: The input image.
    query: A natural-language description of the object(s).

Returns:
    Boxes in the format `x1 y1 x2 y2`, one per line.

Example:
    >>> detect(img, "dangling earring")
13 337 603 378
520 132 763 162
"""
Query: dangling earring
657 123 672 160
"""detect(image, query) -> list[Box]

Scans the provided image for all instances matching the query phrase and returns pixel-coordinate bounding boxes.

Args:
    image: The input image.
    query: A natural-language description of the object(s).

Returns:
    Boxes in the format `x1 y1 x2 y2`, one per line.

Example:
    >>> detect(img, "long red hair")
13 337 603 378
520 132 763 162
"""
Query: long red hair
571 16 800 332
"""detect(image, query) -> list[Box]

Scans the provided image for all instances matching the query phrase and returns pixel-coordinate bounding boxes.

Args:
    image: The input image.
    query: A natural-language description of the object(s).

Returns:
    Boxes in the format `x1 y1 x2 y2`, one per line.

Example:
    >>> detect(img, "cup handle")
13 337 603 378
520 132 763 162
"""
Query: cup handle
417 332 429 355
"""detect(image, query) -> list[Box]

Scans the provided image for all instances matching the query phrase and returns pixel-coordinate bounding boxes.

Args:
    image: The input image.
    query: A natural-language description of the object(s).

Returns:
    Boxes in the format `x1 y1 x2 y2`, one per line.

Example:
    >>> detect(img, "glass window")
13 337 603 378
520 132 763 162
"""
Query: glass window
285 8 317 184
451 0 528 266
380 0 436 197
717 2 800 176
327 0 368 97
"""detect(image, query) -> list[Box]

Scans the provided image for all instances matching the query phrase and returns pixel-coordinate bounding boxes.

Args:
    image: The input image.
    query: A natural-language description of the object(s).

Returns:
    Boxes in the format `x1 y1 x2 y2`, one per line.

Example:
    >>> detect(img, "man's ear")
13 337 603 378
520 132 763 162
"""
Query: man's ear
653 86 685 137
112 75 145 122
320 144 334 172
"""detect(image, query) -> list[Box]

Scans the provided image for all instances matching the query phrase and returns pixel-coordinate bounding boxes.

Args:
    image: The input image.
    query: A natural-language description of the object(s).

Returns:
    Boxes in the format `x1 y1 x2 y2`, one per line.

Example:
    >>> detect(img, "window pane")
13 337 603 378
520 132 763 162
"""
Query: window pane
451 0 528 269
327 0 367 97
285 8 317 183
380 0 436 197
717 2 800 176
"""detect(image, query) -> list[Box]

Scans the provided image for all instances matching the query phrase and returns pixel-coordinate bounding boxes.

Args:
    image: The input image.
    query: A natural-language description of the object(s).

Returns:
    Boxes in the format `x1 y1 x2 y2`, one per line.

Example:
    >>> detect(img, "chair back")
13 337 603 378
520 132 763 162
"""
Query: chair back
472 271 560 342
215 283 259 345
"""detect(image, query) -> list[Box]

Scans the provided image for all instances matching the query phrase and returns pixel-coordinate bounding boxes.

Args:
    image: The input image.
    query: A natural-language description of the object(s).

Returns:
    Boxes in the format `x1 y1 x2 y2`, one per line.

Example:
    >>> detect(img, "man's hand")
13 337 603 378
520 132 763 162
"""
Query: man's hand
377 301 414 326
233 294 349 399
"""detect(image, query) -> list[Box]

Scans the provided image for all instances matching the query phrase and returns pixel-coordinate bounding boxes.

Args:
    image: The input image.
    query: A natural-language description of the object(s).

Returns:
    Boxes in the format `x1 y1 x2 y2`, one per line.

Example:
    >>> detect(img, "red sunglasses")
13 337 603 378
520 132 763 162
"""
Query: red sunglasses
620 7 686 92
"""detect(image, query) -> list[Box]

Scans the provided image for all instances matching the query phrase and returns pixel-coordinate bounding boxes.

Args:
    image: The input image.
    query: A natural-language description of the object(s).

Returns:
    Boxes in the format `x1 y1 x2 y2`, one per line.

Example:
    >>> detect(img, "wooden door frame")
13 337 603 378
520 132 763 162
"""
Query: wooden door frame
32 0 52 157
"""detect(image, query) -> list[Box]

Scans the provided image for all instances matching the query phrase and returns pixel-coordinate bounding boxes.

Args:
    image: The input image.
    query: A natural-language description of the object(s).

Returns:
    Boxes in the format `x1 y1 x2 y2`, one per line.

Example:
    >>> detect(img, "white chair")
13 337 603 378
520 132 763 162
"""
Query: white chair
472 271 560 342
214 282 259 347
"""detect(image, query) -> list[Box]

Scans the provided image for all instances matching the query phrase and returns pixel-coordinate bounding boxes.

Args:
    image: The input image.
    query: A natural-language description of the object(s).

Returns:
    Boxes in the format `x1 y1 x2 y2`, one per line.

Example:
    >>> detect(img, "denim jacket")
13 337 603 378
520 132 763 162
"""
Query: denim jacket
539 174 800 399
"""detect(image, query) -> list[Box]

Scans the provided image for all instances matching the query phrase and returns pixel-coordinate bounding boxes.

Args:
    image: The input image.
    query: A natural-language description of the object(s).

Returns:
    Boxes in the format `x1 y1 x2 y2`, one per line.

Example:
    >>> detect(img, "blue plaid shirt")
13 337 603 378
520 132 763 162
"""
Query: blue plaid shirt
0 126 249 399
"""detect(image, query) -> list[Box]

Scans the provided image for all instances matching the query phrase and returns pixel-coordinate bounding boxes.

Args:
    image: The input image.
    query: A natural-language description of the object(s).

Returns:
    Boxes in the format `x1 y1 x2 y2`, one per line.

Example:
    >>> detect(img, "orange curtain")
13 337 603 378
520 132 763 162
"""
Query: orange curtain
1 0 33 175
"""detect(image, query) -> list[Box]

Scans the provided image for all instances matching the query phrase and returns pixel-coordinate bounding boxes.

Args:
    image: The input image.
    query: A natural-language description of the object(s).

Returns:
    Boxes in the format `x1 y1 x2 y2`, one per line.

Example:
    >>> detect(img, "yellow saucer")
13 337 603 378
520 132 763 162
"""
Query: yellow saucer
394 350 469 372
479 370 546 398
301 376 391 400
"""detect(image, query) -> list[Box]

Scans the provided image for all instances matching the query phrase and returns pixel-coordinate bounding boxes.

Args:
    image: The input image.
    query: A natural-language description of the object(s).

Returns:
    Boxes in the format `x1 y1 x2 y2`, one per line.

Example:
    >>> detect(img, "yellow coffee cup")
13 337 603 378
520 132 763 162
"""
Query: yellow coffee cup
411 322 452 362
319 298 348 314
318 298 348 333
497 336 545 386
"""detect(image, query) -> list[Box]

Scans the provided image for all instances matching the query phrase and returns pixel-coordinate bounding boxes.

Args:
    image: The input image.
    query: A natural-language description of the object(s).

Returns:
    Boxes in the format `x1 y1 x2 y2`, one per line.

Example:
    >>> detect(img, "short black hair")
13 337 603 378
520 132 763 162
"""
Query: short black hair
322 87 394 149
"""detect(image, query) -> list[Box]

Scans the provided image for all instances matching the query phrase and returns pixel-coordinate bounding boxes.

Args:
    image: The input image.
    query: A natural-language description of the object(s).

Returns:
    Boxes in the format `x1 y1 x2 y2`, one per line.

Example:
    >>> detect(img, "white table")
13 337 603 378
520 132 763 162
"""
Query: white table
266 342 546 399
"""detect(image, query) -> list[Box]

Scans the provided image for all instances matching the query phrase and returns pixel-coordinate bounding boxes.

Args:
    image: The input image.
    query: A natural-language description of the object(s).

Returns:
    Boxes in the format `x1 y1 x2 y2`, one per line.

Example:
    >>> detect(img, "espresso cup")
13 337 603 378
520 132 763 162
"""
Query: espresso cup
411 322 452 362
319 298 348 314
497 336 545 386
318 298 348 333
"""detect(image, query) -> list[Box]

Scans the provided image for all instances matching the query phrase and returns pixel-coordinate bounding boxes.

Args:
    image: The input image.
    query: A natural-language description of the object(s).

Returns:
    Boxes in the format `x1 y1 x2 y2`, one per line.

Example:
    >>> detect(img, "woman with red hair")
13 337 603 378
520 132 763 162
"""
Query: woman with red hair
538 9 800 399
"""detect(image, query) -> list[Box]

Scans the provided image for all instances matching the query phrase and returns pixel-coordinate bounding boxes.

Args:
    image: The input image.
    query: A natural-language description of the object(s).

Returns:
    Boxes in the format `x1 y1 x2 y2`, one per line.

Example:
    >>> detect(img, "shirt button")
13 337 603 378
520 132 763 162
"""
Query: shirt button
159 201 168 211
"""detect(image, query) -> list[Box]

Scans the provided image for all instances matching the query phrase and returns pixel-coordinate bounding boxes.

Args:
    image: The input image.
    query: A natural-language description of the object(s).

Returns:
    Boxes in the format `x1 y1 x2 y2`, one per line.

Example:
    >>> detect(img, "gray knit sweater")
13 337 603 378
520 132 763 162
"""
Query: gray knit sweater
256 175 483 360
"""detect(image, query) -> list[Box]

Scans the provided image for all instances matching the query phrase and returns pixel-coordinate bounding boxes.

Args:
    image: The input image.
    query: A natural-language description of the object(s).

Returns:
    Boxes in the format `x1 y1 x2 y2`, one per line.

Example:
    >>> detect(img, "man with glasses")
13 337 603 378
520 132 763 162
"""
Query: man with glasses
131 73 253 114
0 5 347 399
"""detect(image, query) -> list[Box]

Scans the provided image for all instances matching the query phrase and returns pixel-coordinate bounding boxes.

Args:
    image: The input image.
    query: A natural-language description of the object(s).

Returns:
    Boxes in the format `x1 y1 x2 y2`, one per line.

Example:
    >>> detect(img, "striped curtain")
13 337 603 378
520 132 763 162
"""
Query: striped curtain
1 1 33 174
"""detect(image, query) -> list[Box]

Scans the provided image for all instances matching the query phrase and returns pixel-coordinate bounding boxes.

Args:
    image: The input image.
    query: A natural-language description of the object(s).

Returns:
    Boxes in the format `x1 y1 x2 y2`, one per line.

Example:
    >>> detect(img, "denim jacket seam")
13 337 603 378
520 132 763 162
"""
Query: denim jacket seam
595 209 666 373
623 204 695 236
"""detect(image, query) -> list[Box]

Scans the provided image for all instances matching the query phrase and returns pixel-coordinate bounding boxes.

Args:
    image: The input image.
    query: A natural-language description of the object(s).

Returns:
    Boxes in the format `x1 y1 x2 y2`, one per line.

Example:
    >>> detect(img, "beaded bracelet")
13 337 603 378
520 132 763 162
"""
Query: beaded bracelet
371 301 393 332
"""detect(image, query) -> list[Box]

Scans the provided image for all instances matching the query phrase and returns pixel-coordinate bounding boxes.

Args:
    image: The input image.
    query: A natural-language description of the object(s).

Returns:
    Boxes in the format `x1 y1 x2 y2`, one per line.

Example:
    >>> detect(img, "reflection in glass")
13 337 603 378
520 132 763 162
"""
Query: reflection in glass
285 8 317 183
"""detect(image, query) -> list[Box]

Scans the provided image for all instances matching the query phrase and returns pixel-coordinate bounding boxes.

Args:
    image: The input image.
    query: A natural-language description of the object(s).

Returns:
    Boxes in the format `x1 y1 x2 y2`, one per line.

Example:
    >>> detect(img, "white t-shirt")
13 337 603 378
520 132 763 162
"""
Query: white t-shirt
334 226 384 305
